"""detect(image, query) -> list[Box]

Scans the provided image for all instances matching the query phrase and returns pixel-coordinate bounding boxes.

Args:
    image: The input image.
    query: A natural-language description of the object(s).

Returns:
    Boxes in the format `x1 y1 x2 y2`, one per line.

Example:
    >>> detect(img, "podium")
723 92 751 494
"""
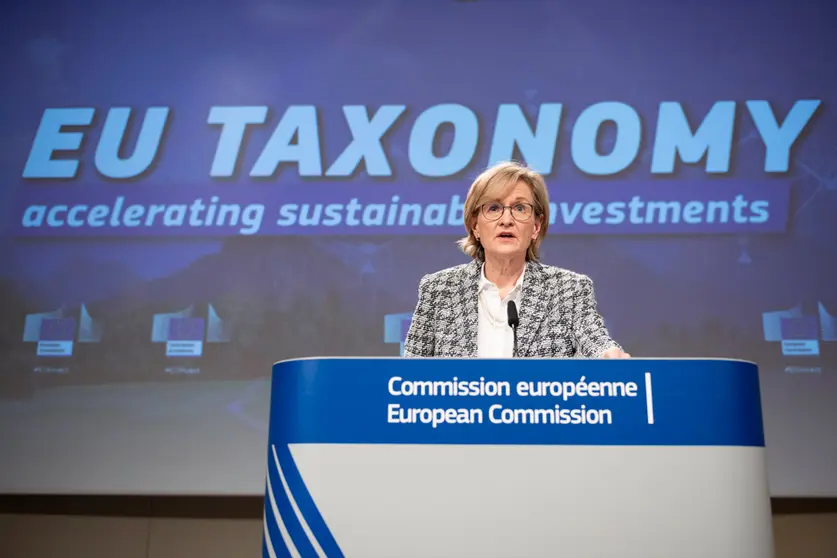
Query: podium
261 358 774 558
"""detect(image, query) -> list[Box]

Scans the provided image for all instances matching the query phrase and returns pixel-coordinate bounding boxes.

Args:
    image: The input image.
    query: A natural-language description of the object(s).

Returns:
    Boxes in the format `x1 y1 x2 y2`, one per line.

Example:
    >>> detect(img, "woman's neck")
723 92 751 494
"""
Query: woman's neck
484 256 526 292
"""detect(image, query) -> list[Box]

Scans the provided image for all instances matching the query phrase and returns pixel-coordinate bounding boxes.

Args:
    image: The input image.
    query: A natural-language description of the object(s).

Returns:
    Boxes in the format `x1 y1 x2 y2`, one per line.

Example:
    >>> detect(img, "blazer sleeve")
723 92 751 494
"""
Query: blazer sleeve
571 275 622 358
402 274 436 357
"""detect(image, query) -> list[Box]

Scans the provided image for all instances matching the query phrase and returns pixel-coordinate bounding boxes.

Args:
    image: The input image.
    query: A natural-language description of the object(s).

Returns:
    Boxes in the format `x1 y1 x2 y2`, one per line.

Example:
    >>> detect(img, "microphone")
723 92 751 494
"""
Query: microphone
507 301 519 358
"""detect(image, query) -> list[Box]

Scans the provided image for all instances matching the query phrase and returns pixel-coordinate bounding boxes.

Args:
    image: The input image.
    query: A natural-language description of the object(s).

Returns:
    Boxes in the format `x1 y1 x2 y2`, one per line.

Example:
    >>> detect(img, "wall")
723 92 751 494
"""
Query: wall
1 497 836 557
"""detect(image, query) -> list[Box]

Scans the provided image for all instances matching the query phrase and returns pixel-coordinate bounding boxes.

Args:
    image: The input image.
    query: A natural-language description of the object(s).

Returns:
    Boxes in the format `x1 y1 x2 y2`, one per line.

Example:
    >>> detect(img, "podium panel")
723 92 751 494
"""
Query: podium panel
261 358 774 558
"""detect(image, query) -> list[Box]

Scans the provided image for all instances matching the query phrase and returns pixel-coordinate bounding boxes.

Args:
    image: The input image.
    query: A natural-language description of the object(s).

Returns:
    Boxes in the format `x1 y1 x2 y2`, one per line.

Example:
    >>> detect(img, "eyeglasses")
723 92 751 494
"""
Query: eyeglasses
480 202 535 222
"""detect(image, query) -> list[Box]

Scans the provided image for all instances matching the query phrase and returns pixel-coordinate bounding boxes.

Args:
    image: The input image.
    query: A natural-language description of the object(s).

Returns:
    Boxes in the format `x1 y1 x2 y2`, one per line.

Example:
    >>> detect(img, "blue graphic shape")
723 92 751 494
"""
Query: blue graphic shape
206 303 232 342
39 317 76 341
780 316 818 340
780 315 820 356
762 304 803 341
262 444 345 558
264 445 318 557
23 307 64 342
151 305 194 342
36 317 76 357
155 313 205 357
384 312 413 355
167 317 205 341
77 303 103 342
819 303 837 341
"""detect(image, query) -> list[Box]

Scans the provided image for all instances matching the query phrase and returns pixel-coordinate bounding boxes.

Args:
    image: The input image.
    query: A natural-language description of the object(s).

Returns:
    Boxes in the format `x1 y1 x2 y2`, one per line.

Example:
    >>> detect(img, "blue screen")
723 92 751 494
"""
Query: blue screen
0 0 835 497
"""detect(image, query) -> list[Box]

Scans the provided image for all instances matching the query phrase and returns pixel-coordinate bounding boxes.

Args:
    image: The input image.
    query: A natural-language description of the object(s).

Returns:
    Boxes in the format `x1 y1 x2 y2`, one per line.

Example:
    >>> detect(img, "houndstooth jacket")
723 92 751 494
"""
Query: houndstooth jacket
403 260 622 358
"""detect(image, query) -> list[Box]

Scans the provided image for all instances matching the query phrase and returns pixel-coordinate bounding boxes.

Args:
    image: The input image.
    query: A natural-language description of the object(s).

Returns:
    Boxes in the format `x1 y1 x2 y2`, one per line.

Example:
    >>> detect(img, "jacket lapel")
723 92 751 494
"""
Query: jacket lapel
516 261 549 357
457 261 481 357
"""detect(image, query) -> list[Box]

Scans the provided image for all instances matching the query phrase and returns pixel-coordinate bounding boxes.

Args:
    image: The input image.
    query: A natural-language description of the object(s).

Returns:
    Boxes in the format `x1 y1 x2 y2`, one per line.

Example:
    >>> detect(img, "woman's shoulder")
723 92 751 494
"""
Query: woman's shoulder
419 261 480 288
529 261 592 284
416 261 595 291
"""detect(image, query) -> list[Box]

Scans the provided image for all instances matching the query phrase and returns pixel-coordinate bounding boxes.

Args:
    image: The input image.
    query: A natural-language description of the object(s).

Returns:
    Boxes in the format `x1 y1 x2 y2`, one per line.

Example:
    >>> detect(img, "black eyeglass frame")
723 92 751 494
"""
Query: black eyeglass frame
479 202 536 222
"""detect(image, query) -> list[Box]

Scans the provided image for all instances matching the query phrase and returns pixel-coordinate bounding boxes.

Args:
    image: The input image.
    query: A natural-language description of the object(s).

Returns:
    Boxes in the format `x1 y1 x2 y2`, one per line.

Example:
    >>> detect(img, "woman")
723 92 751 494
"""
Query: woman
403 161 629 359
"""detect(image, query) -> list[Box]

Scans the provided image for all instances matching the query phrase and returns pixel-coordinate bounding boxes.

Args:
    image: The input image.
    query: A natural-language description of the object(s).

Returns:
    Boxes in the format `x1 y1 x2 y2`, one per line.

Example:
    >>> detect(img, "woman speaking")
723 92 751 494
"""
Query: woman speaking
403 161 629 359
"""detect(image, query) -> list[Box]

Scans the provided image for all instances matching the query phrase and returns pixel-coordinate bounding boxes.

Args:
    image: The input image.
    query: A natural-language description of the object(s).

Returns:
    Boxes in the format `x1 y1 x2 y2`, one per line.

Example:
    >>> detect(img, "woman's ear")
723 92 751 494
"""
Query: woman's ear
532 215 542 239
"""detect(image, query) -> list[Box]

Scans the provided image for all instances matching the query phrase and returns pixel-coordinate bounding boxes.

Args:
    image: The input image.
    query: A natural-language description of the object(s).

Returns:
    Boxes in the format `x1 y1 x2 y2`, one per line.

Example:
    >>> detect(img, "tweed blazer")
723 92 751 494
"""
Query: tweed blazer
403 260 621 359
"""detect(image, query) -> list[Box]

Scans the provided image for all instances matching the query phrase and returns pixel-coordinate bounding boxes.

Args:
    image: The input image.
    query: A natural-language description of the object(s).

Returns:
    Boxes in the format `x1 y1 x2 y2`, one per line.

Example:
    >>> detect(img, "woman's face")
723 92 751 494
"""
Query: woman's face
474 180 541 261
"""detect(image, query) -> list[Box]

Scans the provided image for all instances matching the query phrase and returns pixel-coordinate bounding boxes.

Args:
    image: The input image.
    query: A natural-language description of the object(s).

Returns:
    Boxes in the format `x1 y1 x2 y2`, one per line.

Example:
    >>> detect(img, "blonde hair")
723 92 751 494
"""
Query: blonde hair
458 161 550 262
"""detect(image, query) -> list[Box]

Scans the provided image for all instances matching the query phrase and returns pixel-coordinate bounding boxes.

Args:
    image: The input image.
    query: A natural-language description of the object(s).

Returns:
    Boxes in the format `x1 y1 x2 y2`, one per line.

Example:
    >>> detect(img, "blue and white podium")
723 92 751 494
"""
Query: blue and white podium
261 358 774 558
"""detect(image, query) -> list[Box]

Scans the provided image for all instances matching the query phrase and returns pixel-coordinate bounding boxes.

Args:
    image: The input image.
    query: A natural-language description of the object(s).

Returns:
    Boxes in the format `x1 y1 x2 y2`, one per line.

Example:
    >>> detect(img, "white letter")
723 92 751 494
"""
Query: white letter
23 108 95 178
409 104 478 177
652 101 735 174
208 106 268 177
326 105 405 176
489 103 562 173
251 105 322 177
388 376 402 395
747 100 821 172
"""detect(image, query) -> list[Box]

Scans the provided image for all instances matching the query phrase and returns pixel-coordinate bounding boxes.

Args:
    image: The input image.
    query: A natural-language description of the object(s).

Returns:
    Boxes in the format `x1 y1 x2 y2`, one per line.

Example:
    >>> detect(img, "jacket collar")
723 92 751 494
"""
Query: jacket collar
516 260 549 356
459 261 481 357
460 259 547 357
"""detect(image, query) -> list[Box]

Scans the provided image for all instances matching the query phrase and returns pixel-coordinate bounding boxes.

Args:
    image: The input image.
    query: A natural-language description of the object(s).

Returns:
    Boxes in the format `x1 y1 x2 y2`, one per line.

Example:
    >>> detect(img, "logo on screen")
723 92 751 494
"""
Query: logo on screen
165 317 205 357
37 318 76 357
762 302 835 361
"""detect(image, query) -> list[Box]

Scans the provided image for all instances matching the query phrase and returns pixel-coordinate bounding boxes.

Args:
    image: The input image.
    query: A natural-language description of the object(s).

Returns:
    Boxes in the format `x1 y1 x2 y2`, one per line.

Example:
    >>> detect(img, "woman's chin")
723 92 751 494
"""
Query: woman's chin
485 243 524 258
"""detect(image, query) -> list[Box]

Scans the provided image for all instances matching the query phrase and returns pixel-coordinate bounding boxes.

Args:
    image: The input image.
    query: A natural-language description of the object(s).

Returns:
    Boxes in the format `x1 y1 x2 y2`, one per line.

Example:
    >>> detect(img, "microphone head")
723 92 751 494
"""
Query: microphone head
507 300 519 328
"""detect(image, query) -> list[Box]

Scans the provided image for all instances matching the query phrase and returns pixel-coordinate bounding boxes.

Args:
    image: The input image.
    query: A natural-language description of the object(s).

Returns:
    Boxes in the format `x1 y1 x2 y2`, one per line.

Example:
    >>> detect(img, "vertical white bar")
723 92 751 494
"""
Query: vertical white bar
645 372 655 425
